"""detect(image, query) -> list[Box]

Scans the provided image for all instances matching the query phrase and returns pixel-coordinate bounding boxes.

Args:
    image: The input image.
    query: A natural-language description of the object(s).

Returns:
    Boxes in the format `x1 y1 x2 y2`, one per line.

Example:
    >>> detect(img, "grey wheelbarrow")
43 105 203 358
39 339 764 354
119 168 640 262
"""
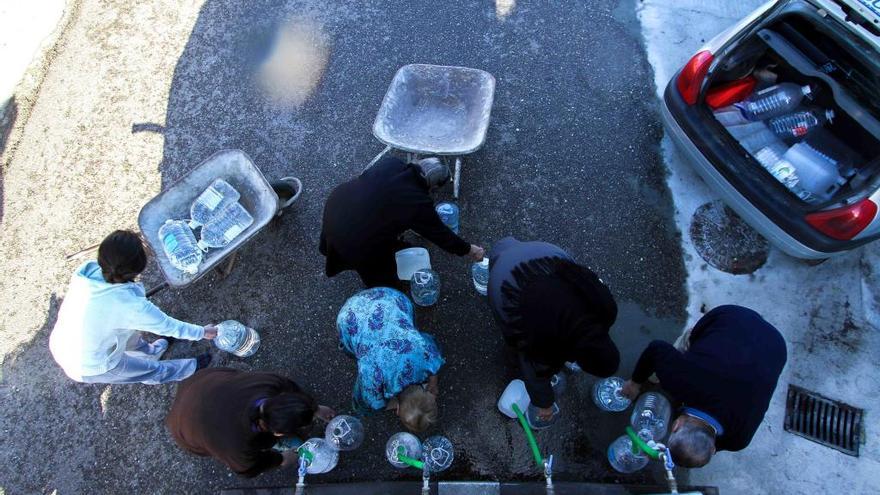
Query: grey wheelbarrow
137 149 302 295
368 64 496 198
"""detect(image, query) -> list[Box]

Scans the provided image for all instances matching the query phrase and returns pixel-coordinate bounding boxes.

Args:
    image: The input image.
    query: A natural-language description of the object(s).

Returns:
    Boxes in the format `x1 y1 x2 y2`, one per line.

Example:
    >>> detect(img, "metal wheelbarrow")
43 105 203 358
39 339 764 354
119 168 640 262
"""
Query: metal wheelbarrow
368 64 496 198
137 149 301 293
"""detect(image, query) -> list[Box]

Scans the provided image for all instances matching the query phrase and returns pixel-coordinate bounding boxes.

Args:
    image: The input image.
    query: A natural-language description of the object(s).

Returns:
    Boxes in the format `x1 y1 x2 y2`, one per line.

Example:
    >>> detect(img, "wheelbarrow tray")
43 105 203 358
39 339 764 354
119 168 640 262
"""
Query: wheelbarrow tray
138 149 279 288
373 64 496 155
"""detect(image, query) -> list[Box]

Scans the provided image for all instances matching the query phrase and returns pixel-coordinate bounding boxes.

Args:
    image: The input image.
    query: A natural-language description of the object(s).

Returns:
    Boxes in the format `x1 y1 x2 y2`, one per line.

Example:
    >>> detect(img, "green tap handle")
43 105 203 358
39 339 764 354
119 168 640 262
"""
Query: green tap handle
625 426 660 460
297 446 315 463
511 403 544 468
396 446 425 470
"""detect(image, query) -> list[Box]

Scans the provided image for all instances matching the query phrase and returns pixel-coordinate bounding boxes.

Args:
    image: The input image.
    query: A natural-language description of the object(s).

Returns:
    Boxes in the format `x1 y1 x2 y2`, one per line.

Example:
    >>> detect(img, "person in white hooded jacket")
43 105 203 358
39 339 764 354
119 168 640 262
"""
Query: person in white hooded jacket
50 230 217 385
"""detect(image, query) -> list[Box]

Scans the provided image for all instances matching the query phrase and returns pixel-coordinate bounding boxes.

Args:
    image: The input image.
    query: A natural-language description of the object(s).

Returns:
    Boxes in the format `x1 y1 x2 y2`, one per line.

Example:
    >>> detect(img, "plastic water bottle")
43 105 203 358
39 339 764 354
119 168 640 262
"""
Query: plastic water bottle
471 258 489 295
386 432 423 469
592 377 632 412
769 108 835 139
735 83 811 121
214 320 261 357
325 415 364 452
630 392 672 441
298 438 339 474
197 202 254 250
422 436 455 473
410 268 440 306
754 146 801 189
607 434 650 473
189 179 241 228
158 220 203 275
435 202 460 234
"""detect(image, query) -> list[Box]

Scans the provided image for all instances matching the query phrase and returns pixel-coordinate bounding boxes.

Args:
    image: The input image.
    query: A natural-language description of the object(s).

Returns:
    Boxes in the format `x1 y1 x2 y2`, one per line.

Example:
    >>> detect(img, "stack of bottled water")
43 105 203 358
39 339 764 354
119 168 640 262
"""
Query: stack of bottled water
157 178 254 275
213 320 261 357
190 179 253 250
714 82 842 203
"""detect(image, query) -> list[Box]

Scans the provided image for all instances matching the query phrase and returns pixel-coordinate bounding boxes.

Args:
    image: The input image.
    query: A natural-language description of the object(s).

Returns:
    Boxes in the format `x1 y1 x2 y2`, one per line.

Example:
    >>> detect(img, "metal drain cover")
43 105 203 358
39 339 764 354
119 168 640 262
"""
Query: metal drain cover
784 385 863 456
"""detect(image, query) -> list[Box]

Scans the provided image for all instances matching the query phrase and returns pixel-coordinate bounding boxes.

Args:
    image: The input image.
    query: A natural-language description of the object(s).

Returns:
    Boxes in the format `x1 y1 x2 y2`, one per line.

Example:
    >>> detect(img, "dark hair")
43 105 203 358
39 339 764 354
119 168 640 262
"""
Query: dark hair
668 419 716 468
97 230 147 284
261 392 318 435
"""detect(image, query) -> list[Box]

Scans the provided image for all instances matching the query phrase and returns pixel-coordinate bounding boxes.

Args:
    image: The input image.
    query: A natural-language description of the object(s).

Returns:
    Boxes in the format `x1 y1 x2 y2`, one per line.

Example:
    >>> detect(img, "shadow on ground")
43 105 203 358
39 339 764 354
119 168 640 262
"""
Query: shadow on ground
0 1 688 493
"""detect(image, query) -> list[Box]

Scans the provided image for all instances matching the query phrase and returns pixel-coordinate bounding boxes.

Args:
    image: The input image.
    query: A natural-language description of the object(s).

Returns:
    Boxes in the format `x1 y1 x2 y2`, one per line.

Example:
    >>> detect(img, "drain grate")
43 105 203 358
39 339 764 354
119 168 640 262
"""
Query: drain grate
784 385 863 456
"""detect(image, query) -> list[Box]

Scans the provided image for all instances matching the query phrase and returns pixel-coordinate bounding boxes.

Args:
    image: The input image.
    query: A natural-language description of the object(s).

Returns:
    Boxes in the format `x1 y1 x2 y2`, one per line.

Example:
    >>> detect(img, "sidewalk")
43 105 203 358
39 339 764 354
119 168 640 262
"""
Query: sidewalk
637 1 880 493
0 0 67 152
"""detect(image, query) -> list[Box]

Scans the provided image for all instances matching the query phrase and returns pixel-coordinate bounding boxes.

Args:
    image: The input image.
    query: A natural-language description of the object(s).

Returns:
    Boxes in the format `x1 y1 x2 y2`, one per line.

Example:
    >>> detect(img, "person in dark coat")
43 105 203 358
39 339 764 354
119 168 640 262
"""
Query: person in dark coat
166 368 334 478
622 305 787 468
488 237 620 426
319 156 485 287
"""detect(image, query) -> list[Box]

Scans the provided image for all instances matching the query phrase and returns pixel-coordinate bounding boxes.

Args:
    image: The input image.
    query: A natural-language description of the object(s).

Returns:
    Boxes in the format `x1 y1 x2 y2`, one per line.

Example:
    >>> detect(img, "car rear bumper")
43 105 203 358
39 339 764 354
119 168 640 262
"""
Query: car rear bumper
660 88 833 259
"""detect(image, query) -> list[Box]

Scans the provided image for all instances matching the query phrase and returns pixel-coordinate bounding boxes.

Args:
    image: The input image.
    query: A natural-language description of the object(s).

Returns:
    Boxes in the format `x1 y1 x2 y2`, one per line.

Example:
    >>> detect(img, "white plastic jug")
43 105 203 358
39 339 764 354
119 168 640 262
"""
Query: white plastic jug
784 143 845 201
395 247 431 281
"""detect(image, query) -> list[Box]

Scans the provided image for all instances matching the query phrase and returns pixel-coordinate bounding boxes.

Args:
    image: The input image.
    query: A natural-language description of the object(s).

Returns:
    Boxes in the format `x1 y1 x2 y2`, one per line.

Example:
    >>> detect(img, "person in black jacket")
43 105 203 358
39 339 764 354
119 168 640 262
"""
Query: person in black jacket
622 305 787 468
320 156 485 287
488 237 620 426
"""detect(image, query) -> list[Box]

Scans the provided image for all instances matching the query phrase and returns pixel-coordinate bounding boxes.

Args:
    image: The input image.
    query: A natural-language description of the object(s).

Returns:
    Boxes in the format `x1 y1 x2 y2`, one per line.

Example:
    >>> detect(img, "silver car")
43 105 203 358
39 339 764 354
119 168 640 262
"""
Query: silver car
662 0 880 260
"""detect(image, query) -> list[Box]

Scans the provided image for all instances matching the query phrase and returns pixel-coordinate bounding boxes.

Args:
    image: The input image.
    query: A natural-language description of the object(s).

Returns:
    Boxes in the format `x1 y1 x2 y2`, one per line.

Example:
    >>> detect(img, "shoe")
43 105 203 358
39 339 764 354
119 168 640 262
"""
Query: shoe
145 339 170 361
195 353 212 371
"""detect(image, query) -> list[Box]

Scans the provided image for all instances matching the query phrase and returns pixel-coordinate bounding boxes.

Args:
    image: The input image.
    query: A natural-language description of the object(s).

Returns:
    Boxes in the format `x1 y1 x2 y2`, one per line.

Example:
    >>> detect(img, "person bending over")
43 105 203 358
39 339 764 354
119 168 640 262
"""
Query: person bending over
336 287 443 432
622 305 787 468
320 156 484 287
166 368 335 478
49 230 215 385
488 237 621 426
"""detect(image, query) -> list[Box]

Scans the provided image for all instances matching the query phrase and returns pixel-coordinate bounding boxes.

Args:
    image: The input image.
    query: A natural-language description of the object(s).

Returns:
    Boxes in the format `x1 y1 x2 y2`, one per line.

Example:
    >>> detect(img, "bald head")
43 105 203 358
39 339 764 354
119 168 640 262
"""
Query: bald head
668 415 716 468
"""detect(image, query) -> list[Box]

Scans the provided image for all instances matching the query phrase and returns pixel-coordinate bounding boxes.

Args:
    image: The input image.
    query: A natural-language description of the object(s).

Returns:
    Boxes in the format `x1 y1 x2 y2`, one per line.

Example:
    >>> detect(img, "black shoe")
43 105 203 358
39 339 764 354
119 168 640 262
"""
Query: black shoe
195 353 212 371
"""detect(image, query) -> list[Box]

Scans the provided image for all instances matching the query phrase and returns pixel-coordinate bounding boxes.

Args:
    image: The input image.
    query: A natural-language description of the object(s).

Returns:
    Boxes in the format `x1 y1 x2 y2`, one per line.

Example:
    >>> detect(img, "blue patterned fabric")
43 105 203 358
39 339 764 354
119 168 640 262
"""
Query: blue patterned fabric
336 287 444 413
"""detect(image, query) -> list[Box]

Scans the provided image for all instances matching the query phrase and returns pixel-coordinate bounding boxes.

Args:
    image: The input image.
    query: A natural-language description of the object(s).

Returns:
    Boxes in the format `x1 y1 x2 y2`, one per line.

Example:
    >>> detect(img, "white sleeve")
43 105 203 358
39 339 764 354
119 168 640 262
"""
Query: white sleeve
129 298 205 341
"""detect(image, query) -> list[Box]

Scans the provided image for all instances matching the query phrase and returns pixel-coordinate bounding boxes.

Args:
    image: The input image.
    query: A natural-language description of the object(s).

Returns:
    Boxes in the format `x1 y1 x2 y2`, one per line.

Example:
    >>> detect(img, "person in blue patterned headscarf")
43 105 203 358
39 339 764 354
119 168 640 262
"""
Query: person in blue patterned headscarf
336 287 444 432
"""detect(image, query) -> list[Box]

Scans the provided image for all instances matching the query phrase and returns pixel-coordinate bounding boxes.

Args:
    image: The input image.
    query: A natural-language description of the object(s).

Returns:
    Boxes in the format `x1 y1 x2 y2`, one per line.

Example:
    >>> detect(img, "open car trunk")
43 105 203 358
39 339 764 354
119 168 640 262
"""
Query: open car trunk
704 0 880 211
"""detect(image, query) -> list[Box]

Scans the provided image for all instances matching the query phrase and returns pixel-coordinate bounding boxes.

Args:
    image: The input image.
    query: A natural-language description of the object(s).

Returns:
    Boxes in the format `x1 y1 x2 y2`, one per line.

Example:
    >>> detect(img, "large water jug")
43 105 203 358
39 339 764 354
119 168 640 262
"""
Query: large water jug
325 415 364 452
395 247 431 281
630 392 672 441
410 268 440 306
214 320 261 357
158 220 203 275
423 436 455 472
471 257 489 295
386 432 423 469
298 438 339 474
783 142 846 200
607 433 650 473
189 179 241 228
435 202 460 234
592 376 632 412
197 202 254 250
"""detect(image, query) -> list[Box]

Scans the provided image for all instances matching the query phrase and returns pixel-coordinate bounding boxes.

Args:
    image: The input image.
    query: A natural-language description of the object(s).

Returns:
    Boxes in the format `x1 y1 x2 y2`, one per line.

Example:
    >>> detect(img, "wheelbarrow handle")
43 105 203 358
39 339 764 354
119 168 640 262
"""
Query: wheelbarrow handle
511 403 544 469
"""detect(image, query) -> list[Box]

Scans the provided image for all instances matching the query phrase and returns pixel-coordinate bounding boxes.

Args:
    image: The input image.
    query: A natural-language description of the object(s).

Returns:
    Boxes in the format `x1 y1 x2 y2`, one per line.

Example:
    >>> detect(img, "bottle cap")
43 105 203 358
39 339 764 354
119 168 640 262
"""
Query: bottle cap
801 85 812 96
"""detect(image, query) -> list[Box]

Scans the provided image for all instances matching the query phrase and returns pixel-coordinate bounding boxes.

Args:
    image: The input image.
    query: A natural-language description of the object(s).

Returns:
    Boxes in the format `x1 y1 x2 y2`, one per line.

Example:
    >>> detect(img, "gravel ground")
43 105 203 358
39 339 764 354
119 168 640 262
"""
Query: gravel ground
0 1 686 493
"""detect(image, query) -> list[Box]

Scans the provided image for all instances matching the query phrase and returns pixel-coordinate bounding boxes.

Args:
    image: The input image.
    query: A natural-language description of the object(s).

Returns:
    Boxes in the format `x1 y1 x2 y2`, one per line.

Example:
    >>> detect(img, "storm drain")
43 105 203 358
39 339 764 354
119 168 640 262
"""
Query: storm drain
784 385 863 456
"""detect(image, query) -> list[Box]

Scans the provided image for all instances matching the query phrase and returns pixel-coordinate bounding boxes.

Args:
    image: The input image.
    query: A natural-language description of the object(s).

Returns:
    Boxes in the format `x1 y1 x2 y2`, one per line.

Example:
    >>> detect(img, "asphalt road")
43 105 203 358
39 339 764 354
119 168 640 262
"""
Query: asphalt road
0 0 686 493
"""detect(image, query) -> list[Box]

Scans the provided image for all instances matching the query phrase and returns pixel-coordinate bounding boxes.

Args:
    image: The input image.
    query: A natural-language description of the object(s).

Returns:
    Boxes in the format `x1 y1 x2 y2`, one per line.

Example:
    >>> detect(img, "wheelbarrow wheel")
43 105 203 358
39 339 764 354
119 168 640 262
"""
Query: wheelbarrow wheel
271 177 303 217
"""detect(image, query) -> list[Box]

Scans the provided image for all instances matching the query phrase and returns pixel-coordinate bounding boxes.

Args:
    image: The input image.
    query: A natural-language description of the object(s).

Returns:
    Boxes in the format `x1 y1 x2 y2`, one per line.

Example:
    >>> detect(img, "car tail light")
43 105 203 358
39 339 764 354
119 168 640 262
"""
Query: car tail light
806 199 878 240
705 76 757 109
676 51 714 105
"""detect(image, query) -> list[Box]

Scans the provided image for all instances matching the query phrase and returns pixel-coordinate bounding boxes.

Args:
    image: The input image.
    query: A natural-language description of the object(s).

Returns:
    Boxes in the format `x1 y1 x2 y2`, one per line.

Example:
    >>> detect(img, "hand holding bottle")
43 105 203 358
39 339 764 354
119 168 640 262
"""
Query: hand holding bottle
203 325 218 340
621 380 641 400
